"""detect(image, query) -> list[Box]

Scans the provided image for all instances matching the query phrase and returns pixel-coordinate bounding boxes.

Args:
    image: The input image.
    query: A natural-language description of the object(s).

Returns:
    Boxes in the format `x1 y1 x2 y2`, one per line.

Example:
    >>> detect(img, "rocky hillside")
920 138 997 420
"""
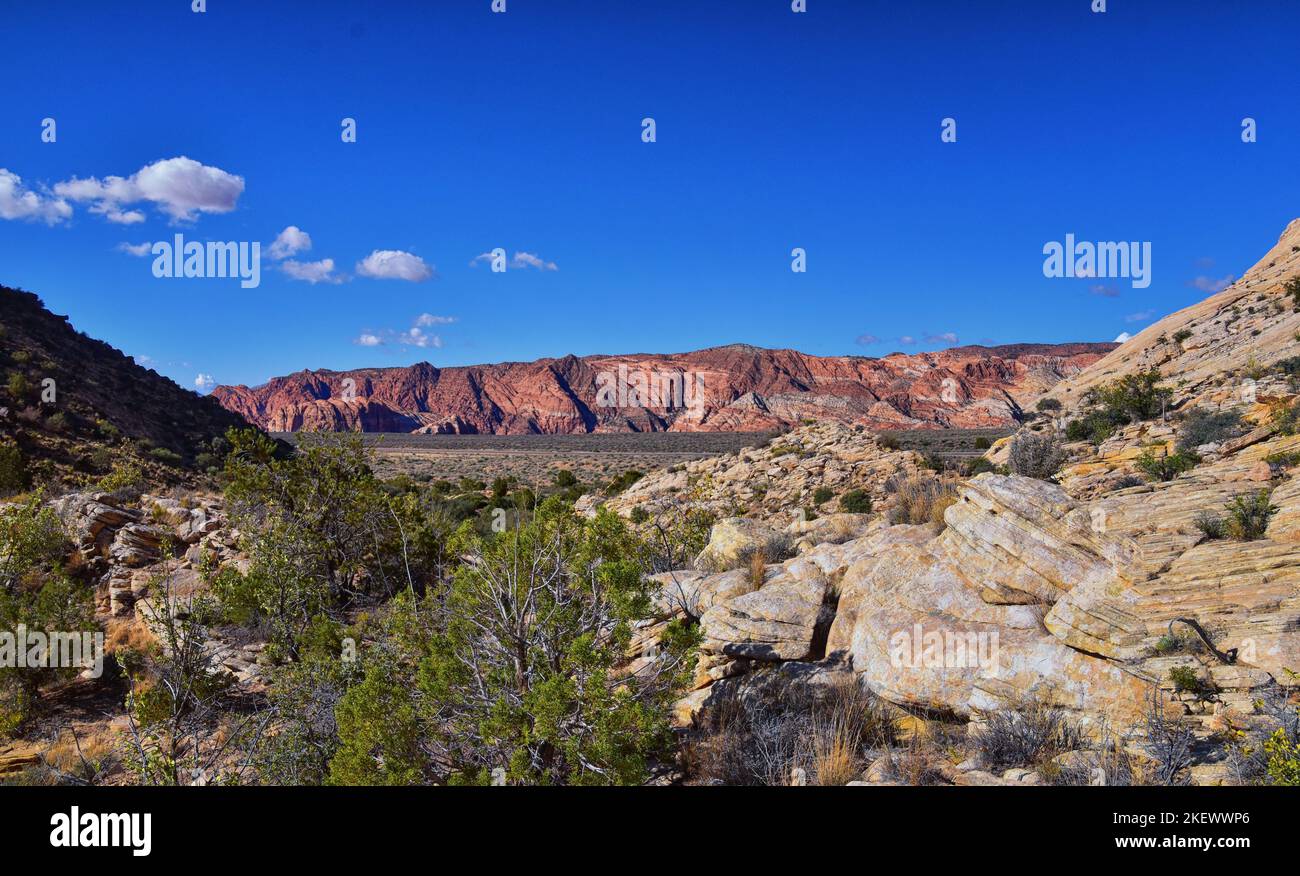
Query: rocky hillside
0 285 252 489
212 342 1113 435
1045 217 1300 411
576 220 1300 784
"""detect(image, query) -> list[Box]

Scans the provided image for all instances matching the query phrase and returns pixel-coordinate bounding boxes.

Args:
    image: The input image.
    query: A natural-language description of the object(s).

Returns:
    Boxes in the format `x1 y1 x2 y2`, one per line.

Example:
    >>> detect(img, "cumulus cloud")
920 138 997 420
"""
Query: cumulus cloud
281 258 341 284
356 249 435 282
1187 275 1235 294
398 326 442 348
1125 310 1155 323
194 373 216 393
0 169 72 224
1113 332 1133 343
354 333 383 347
116 241 153 257
268 225 312 260
511 251 558 271
53 156 244 223
854 334 880 346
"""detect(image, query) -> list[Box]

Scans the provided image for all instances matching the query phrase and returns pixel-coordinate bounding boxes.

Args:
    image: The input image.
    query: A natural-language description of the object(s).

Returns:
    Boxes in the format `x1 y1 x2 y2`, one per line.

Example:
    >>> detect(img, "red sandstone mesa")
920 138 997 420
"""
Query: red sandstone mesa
211 342 1114 434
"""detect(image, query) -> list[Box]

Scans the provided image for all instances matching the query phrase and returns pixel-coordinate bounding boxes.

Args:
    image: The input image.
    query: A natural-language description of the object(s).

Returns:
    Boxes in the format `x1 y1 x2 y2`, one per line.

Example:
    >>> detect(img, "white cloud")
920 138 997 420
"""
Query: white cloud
53 156 244 223
1187 275 1235 294
117 241 153 257
0 169 71 224
355 314 452 349
281 258 341 284
1089 284 1120 298
469 252 497 267
1125 310 1155 323
511 251 558 271
194 373 216 393
268 225 312 260
398 326 442 349
924 332 960 345
898 335 917 345
1113 332 1133 343
854 334 880 346
356 249 434 282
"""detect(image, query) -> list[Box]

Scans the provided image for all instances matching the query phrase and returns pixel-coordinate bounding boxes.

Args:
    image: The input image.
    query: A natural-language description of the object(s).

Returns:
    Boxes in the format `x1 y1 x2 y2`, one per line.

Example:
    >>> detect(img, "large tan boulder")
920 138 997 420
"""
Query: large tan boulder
694 517 789 571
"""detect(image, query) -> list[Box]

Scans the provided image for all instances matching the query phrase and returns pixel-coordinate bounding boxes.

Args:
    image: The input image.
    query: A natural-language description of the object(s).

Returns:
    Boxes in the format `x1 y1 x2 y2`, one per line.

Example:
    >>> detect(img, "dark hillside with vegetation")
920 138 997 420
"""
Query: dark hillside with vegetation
0 285 252 493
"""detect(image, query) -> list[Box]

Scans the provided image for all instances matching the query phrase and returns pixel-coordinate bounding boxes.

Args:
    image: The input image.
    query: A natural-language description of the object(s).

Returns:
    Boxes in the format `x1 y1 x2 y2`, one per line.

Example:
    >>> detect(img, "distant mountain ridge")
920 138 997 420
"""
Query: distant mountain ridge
211 342 1116 434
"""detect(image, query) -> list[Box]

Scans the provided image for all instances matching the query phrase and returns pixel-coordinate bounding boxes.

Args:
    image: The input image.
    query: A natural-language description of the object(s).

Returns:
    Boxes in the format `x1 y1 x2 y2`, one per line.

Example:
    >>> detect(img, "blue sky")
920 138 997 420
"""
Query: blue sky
1 0 1297 392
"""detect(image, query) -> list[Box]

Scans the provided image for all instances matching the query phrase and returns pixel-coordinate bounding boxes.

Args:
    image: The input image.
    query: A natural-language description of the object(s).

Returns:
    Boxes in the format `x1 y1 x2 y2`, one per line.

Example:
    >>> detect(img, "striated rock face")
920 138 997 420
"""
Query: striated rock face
211 343 1113 435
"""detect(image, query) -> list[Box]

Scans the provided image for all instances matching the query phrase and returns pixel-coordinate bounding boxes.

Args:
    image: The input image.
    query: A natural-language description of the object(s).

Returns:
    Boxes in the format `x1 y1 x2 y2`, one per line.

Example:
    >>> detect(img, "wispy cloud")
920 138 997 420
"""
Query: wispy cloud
511 251 558 271
1187 274 1235 294
898 335 917 345
282 258 341 284
53 156 244 223
854 334 880 345
356 249 435 282
1089 284 1120 298
354 314 453 349
1125 310 1155 323
116 241 153 257
923 332 960 345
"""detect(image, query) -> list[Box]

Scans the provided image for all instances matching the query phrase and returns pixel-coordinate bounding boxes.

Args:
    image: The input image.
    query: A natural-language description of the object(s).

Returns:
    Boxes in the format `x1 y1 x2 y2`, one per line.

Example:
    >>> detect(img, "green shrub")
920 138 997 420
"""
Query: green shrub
1065 409 1126 444
1034 398 1062 413
1264 727 1300 786
0 439 24 495
5 372 31 403
1172 328 1193 344
1135 450 1199 482
629 506 650 524
966 456 997 476
812 486 834 506
1225 490 1277 540
1286 276 1300 310
552 469 578 488
148 447 183 466
1176 409 1242 452
1008 432 1065 480
606 469 644 495
1168 666 1207 695
1193 511 1227 540
1092 369 1172 423
839 489 872 514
